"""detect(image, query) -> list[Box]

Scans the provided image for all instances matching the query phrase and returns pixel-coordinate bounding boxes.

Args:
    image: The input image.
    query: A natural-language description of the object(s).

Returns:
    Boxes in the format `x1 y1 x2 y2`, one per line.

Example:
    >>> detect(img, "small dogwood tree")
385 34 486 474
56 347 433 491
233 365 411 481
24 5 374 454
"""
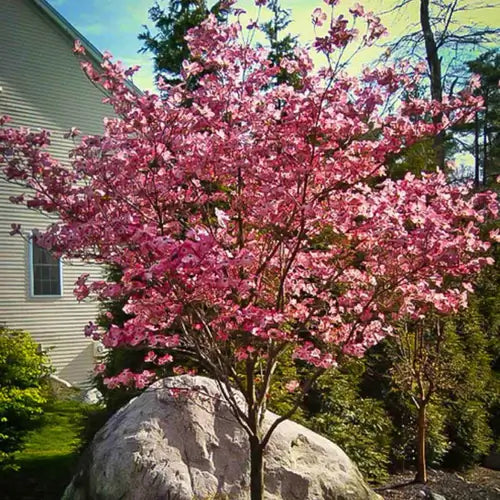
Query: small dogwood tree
1 2 497 497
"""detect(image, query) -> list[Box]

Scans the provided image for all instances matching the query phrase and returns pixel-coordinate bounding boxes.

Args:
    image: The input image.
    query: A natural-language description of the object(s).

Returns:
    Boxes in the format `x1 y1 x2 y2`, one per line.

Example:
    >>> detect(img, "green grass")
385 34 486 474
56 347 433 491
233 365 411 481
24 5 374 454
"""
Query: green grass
0 399 96 500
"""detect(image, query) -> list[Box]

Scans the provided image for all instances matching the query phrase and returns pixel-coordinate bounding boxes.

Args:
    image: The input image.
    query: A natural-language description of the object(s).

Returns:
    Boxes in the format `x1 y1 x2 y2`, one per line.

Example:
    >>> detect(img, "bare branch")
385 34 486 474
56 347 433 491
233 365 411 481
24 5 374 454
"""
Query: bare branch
437 0 459 48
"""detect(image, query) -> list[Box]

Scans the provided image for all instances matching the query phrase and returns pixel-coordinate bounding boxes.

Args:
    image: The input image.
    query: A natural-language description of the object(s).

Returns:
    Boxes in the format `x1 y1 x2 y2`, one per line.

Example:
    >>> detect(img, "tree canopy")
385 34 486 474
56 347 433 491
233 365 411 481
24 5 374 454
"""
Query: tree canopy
1 2 498 497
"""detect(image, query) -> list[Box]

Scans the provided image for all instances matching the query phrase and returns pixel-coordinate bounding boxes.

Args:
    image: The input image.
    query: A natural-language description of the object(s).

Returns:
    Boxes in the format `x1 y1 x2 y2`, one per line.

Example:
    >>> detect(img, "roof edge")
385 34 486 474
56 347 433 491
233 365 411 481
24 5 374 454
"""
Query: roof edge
30 0 143 95
31 0 104 66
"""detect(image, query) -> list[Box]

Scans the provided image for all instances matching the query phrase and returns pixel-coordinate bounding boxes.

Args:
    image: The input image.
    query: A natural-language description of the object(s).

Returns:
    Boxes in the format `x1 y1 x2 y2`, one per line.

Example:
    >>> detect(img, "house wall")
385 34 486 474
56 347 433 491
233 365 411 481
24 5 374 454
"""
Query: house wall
0 0 113 386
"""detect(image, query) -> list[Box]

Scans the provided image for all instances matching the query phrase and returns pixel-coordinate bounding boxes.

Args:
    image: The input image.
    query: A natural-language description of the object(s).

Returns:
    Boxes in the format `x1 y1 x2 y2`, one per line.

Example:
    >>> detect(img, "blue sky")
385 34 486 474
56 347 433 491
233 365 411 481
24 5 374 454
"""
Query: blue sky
47 0 499 93
48 0 157 90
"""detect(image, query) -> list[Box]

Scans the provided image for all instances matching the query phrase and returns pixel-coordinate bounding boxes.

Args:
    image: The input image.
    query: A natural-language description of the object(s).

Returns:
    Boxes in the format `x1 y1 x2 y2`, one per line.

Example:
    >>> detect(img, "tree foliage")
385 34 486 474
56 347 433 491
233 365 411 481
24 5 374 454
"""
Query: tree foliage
1 3 498 497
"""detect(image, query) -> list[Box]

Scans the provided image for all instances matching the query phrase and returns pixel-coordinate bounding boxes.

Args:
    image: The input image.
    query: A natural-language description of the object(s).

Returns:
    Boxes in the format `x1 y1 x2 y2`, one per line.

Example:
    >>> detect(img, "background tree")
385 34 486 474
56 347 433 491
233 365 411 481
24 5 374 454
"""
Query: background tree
139 0 232 84
362 283 499 479
388 315 488 483
374 4 499 476
441 303 494 469
468 51 500 187
390 318 451 483
381 0 499 167
259 0 299 86
472 232 500 458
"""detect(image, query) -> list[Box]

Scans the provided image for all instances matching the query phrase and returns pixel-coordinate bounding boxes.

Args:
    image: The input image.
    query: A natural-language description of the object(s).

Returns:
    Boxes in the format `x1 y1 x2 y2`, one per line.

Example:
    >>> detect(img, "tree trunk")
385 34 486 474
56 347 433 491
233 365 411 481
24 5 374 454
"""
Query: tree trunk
475 112 480 188
249 435 264 500
415 403 428 483
483 90 489 186
420 0 445 168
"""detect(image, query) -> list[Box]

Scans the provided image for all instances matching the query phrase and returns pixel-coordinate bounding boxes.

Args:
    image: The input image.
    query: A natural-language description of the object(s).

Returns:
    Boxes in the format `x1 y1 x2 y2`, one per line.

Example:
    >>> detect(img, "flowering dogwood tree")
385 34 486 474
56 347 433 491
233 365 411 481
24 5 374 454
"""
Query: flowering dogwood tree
1 2 498 497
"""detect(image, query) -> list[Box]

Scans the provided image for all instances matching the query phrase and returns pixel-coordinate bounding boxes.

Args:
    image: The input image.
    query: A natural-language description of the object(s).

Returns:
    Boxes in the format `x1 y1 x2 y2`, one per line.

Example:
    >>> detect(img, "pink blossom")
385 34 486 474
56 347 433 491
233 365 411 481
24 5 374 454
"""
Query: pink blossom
285 380 300 393
235 348 249 361
73 39 85 55
103 368 155 389
349 3 365 17
312 8 328 27
157 353 173 365
9 194 24 204
144 351 157 363
0 11 495 405
489 229 500 242
215 208 230 228
182 60 203 77
94 363 106 374
84 321 98 338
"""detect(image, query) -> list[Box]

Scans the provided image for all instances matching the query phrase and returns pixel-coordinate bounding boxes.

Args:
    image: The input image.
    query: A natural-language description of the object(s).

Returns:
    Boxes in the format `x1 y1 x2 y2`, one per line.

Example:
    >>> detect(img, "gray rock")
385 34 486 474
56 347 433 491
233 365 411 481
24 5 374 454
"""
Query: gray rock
81 387 103 405
63 375 382 500
427 491 446 500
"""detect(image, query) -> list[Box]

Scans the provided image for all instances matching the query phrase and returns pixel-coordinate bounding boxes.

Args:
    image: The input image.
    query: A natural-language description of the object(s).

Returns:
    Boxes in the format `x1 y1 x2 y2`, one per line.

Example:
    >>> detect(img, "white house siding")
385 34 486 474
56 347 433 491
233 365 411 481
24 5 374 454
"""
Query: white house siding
0 0 114 386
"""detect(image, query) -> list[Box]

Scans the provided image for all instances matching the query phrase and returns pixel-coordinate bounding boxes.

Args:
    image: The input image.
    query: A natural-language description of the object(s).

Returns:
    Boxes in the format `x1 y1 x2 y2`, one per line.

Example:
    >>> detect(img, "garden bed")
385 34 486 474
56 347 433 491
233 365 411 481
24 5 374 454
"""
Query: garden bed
377 467 500 499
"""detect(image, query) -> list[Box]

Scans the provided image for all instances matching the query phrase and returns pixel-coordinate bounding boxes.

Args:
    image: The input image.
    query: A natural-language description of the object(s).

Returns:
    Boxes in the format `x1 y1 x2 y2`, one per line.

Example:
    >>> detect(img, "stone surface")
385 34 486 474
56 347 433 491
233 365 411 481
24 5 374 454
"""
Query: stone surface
81 387 103 405
63 375 381 500
427 491 446 500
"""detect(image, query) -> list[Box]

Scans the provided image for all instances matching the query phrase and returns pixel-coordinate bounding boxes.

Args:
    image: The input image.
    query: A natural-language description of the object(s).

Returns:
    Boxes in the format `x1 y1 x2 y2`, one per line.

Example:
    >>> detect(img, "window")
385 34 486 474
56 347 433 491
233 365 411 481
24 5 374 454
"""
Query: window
29 238 63 297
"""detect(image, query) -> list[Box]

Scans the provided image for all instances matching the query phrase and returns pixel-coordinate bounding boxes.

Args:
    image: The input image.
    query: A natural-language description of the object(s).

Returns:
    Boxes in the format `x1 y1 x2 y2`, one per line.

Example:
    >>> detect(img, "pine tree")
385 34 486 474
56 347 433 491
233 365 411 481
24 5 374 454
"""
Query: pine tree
259 0 299 87
139 0 232 84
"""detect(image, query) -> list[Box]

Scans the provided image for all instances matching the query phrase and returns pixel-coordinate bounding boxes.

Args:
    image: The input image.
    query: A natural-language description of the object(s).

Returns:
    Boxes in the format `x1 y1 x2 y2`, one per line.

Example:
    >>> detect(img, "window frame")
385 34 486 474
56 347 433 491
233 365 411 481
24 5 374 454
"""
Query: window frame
28 235 64 299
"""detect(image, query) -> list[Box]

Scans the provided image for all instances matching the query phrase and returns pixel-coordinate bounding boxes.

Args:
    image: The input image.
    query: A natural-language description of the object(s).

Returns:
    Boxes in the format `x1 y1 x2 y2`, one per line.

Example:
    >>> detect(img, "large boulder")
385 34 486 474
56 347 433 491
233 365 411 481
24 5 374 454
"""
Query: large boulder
63 375 381 500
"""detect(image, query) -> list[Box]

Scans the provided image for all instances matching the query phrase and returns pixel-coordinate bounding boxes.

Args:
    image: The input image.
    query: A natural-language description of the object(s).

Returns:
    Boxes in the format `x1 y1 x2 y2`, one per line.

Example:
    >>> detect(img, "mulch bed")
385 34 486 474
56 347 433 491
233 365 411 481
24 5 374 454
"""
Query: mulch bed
374 467 500 500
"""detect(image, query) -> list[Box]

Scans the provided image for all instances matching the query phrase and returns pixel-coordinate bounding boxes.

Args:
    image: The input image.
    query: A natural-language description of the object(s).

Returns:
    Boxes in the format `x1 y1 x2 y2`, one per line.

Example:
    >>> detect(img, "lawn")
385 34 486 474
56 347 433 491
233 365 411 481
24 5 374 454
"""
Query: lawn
0 399 99 500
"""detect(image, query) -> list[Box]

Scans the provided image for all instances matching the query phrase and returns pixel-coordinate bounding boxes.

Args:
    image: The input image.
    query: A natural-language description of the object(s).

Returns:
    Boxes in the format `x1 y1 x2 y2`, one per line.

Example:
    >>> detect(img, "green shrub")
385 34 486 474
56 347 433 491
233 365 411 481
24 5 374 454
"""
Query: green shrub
489 372 500 454
0 327 51 467
305 362 393 483
440 304 494 468
386 395 450 470
445 400 493 468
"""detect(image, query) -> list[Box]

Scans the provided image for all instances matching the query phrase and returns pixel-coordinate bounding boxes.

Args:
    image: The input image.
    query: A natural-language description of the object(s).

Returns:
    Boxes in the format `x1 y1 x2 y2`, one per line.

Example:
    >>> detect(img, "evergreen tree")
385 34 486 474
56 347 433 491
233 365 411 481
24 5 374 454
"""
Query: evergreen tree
259 0 299 87
442 303 494 468
139 0 232 84
468 51 500 187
